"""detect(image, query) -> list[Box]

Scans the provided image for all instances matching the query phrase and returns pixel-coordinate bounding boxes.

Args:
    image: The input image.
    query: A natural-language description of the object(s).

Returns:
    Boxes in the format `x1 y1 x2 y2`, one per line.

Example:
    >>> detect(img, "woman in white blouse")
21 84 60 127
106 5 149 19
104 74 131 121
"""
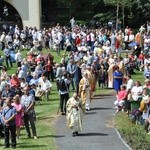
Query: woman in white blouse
131 81 143 101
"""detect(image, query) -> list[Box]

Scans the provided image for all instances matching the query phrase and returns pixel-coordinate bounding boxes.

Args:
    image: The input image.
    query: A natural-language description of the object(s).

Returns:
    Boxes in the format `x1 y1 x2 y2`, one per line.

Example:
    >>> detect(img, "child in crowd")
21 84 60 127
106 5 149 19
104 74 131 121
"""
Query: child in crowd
98 65 106 89
114 84 127 113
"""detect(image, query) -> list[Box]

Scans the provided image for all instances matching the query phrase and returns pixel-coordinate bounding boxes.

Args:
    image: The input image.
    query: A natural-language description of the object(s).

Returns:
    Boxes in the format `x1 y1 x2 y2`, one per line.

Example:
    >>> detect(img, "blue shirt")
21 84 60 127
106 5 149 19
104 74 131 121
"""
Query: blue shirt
2 90 13 99
26 75 33 83
29 78 39 86
4 48 10 57
144 70 150 78
2 106 16 126
29 89 35 98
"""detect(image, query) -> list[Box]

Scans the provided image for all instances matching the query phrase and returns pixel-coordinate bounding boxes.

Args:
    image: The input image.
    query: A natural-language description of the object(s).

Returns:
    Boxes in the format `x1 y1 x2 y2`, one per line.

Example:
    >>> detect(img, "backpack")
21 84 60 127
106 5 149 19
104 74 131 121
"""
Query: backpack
129 109 142 123
57 78 67 92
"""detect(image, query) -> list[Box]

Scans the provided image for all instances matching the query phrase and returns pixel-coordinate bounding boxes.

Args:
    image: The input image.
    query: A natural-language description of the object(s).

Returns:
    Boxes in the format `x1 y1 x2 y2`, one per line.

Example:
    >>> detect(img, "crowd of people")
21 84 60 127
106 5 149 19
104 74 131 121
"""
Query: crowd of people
0 20 149 147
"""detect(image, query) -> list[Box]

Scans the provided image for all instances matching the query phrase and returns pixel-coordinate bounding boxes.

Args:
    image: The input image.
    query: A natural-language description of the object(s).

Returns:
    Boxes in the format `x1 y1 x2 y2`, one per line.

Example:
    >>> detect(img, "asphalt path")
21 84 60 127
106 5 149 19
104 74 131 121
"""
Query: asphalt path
54 95 130 150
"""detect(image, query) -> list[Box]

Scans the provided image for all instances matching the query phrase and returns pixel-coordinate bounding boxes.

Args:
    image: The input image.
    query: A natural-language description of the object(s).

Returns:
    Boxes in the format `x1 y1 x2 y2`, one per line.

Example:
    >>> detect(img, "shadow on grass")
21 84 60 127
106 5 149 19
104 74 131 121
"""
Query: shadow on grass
35 101 58 107
37 116 55 120
17 144 46 148
91 107 113 110
49 98 59 101
78 132 109 136
39 99 59 102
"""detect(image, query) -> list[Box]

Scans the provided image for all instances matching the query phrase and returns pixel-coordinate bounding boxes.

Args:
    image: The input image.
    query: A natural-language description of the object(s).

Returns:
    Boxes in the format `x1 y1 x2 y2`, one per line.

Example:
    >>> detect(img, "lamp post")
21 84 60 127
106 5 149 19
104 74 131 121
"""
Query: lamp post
3 5 9 22
122 3 125 31
0 0 4 20
116 1 119 31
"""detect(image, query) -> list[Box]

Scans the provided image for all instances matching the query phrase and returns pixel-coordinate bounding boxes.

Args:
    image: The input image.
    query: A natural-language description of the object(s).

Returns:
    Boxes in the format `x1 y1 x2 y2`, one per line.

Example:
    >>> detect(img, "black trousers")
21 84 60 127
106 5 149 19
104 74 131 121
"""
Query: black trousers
75 81 79 95
60 93 69 113
1 42 5 50
17 62 21 67
5 56 13 68
59 40 64 50
23 113 37 137
4 125 16 147
46 70 54 82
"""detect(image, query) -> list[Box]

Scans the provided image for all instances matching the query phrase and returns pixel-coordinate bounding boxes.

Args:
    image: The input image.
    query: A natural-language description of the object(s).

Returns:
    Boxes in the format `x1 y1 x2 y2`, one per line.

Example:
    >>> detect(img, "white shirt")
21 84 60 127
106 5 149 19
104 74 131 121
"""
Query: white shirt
90 33 95 42
131 86 143 101
124 35 128 42
94 47 99 56
70 18 75 27
126 79 134 90
15 52 23 62
14 39 20 45
40 79 52 91
58 77 70 94
20 82 28 88
32 31 37 40
18 70 26 79
72 32 77 40
20 33 26 40
5 35 12 43
129 34 134 42
105 46 111 55
66 38 71 47
0 34 5 42
15 29 20 35
38 32 43 42
144 59 150 70
57 32 63 41
123 58 129 65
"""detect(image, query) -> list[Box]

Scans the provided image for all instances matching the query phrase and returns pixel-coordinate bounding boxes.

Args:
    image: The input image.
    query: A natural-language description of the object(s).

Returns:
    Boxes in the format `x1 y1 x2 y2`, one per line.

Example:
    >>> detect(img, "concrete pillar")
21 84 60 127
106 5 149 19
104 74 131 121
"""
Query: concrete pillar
5 0 41 29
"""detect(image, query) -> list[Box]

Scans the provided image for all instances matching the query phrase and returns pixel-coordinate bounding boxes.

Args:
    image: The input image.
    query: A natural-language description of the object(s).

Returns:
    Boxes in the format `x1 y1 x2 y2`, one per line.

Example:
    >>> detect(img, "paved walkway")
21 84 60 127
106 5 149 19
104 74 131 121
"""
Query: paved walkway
54 95 130 150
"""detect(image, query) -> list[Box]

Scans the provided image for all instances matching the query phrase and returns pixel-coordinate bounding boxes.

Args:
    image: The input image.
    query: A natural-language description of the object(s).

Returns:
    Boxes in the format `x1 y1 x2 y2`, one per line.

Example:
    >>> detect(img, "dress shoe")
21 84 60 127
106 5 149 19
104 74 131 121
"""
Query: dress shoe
12 146 16 149
72 132 76 137
34 136 38 139
27 135 31 138
61 112 65 115
3 146 9 149
75 132 78 136
86 108 90 111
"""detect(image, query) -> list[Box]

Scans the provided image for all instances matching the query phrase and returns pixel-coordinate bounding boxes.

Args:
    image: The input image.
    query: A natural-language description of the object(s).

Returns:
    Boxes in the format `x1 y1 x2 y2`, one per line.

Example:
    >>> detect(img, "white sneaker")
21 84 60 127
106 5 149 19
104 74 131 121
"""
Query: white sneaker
34 136 38 139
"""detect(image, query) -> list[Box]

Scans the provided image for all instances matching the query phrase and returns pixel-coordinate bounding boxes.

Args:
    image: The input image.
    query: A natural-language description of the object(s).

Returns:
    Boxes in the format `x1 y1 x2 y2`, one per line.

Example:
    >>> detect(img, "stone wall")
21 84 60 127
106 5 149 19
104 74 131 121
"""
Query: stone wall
5 0 41 29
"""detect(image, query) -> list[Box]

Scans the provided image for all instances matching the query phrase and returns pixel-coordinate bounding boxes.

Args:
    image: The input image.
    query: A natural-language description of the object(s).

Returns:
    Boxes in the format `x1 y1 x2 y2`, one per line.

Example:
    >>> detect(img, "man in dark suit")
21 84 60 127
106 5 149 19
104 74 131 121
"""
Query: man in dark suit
74 61 82 95
67 59 76 90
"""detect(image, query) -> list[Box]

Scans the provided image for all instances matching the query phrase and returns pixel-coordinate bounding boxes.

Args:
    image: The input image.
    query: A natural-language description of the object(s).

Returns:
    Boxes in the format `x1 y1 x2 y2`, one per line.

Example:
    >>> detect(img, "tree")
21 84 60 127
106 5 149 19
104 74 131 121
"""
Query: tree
104 0 132 30
131 0 150 21
104 0 150 28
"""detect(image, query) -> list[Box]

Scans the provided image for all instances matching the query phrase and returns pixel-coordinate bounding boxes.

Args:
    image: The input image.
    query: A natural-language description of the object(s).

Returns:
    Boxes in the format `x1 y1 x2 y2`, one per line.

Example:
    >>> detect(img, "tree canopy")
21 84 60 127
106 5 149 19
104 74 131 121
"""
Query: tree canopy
42 0 149 28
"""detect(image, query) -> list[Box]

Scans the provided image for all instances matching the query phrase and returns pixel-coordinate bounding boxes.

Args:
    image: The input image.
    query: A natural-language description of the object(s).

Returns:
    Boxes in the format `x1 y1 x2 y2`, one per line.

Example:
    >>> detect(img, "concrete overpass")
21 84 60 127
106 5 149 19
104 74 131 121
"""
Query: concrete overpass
5 0 42 29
